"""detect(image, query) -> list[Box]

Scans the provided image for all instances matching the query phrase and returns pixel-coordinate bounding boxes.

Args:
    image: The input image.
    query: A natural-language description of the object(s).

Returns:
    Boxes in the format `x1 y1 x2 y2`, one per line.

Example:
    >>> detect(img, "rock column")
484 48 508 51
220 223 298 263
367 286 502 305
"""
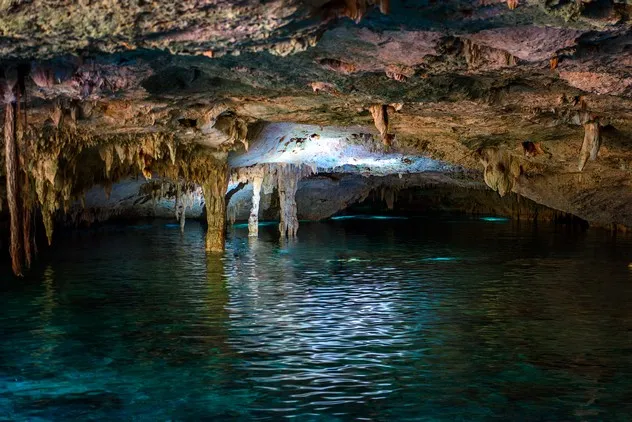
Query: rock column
248 175 263 237
203 161 229 252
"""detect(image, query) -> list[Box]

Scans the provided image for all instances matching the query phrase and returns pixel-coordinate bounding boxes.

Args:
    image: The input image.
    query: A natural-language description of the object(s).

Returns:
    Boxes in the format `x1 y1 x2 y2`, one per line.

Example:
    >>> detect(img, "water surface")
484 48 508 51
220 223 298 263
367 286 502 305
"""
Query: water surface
2 218 632 420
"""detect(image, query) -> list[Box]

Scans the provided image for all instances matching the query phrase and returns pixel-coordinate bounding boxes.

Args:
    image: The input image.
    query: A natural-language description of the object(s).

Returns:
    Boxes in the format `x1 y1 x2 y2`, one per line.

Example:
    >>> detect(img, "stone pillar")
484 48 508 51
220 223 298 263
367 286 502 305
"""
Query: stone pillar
248 176 263 237
277 164 300 239
203 162 229 252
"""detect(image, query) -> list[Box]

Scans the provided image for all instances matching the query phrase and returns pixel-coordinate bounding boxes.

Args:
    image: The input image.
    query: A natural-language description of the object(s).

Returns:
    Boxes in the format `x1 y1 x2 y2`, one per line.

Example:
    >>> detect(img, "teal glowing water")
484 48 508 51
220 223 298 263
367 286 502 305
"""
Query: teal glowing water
2 219 632 420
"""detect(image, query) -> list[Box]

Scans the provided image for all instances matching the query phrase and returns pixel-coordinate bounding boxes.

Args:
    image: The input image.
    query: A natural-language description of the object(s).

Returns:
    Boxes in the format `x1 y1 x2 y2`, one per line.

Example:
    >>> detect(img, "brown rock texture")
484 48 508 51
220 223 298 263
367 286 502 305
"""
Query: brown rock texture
2 0 632 273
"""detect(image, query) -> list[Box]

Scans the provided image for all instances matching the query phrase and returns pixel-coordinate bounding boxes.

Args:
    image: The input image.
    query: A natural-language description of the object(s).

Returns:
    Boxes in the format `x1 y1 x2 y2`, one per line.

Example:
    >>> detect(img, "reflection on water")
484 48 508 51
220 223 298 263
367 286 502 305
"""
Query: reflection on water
1 218 632 420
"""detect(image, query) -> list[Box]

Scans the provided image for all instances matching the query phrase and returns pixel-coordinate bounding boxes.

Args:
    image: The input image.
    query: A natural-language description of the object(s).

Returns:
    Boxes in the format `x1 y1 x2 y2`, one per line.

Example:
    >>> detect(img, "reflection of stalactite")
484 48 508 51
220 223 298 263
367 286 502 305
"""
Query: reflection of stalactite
578 121 601 171
179 204 186 233
381 187 396 210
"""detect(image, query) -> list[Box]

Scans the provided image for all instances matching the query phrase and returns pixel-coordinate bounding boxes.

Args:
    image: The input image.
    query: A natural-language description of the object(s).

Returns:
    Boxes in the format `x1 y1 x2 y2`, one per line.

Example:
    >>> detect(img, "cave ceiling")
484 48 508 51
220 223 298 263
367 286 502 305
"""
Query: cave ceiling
1 0 632 226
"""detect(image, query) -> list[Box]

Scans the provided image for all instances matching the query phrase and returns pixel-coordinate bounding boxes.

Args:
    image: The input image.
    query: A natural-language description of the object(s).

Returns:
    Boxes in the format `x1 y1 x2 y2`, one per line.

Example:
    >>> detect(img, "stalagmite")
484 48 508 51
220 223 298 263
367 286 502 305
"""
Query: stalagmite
248 175 263 237
202 162 229 252
4 80 23 276
578 121 601 171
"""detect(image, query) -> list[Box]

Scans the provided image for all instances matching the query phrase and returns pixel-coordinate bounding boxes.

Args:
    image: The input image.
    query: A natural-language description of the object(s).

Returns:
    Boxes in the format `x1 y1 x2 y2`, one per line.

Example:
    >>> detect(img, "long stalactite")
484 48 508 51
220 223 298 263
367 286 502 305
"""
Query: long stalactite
232 163 316 239
21 166 33 271
4 78 23 276
277 164 300 239
17 70 33 271
276 163 315 239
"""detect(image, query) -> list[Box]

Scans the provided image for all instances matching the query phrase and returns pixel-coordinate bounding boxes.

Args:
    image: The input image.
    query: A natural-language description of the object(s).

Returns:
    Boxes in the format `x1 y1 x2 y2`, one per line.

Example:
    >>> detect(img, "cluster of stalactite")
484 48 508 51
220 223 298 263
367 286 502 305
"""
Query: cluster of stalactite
232 163 316 239
1 66 40 276
136 179 200 233
326 0 389 23
462 39 518 70
1 114 230 274
477 147 522 197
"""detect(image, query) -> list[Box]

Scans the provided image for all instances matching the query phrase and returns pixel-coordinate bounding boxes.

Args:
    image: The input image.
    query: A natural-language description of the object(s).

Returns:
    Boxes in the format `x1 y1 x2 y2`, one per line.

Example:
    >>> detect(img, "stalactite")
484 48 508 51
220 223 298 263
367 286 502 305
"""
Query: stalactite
477 147 521 197
4 81 23 276
17 68 33 271
275 164 315 239
12 126 235 252
249 175 263 237
578 121 601 171
42 208 54 245
167 140 176 165
277 164 299 239
202 161 229 252
463 39 517 70
21 148 34 270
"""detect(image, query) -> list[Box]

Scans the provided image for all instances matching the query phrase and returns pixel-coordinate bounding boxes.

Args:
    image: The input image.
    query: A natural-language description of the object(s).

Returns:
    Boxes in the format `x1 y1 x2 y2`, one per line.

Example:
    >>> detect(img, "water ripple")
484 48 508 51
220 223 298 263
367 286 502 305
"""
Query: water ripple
1 220 632 420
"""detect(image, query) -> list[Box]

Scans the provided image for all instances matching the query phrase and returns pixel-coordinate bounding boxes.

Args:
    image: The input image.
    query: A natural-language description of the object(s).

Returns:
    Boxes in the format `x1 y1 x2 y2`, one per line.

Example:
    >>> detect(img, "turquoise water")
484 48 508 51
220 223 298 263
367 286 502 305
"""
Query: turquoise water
2 218 632 420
